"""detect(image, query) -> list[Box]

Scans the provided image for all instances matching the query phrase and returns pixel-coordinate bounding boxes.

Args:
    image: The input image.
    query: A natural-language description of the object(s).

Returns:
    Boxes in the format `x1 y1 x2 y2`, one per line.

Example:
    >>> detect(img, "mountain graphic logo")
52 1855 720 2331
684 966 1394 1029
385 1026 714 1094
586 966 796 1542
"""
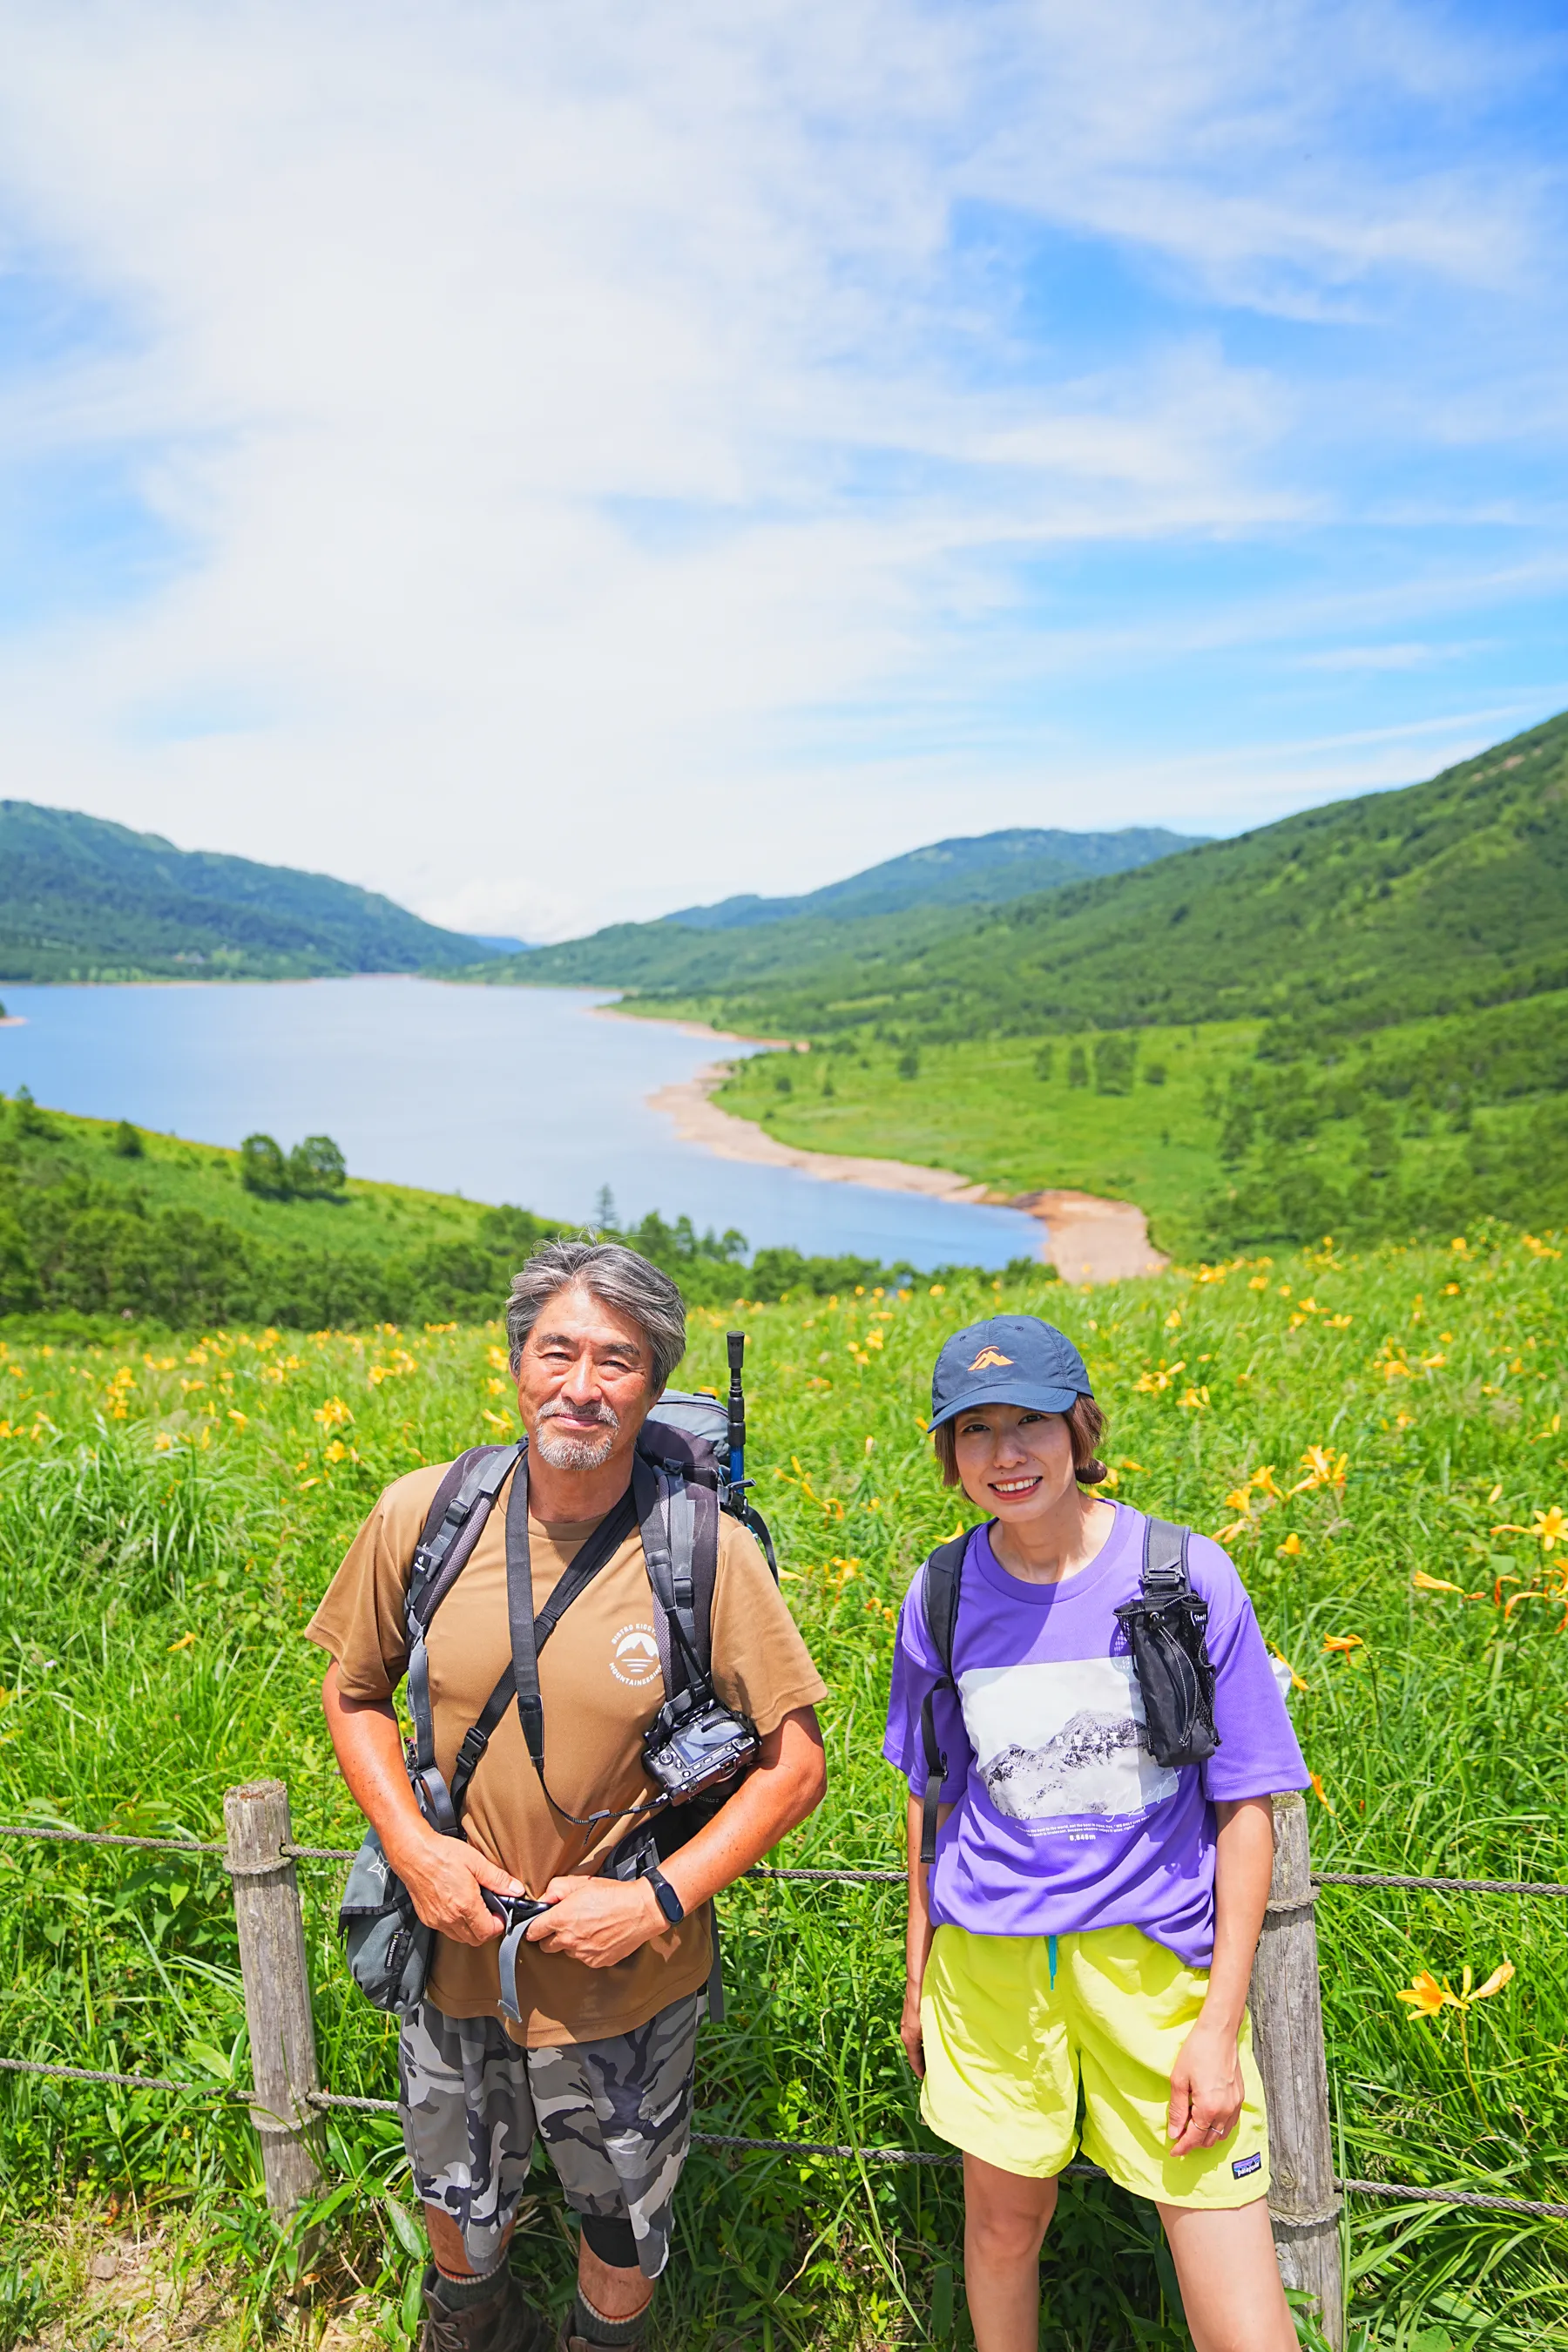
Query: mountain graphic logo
610 1622 662 1686
969 1347 1014 1370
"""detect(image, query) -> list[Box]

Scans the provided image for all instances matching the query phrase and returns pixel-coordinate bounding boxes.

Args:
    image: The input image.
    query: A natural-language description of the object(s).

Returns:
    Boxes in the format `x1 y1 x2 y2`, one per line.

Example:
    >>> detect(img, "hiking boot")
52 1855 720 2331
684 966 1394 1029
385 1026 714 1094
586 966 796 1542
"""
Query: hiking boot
419 2264 553 2352
556 2328 645 2352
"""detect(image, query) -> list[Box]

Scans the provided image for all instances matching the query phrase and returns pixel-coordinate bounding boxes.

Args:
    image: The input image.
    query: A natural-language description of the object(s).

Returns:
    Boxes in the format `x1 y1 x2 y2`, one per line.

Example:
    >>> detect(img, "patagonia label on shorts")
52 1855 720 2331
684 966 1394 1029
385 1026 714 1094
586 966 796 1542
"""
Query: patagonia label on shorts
1232 2153 1262 2179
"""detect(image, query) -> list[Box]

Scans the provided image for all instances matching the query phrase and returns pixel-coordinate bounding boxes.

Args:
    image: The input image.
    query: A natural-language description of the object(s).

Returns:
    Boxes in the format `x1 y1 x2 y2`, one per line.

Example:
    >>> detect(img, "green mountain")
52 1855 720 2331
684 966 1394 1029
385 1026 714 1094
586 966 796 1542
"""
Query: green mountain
663 825 1200 929
0 801 485 981
678 710 1568 1046
483 825 1198 993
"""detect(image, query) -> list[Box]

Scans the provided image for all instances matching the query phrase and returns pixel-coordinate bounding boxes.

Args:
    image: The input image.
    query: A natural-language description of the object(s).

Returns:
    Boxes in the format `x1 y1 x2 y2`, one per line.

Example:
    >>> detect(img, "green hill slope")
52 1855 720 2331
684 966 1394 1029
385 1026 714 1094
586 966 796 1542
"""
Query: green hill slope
680 712 1568 1045
0 801 484 981
0 1098 944 1332
478 825 1198 991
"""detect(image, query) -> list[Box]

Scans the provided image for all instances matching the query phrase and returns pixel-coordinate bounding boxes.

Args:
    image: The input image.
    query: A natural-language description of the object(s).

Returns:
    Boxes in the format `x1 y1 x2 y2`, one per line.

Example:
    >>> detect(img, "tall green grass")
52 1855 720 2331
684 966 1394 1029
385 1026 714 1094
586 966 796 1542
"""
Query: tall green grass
2 1230 1566 2346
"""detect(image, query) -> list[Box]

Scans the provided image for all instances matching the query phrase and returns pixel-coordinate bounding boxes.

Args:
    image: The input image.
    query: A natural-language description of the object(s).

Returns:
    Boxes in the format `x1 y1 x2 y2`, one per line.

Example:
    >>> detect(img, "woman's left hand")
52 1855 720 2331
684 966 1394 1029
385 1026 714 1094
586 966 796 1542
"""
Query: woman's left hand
1166 2017 1245 2158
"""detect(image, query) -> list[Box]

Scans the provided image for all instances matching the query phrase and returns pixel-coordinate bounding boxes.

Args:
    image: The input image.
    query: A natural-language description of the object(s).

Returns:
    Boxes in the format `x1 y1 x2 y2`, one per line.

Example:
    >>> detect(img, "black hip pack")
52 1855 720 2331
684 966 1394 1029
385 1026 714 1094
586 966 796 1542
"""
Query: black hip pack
338 1387 776 2024
916 1513 1220 1865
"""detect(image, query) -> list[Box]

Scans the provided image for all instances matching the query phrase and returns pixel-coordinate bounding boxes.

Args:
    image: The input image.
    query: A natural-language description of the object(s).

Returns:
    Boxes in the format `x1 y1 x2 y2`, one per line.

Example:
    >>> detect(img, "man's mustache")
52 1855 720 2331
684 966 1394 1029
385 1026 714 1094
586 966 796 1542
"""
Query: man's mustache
537 1398 620 1430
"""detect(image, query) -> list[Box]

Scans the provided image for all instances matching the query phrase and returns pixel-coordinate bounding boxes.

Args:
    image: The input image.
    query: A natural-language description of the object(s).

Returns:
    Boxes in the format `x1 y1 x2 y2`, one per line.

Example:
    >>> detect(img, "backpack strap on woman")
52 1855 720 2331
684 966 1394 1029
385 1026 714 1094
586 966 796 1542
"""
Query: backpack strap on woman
918 1531 972 1866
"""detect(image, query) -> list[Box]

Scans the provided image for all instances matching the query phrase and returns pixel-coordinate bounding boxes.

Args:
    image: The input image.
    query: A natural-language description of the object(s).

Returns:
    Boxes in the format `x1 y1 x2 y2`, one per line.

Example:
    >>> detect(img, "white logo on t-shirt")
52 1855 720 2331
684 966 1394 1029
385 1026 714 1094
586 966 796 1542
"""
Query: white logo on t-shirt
610 1620 662 1686
958 1655 1179 1821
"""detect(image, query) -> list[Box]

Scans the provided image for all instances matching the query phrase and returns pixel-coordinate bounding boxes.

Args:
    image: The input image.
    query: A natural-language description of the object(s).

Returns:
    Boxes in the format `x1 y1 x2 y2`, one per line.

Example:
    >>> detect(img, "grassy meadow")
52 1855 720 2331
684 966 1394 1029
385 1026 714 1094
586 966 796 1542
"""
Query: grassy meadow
2 1227 1567 2349
706 992 1568 1264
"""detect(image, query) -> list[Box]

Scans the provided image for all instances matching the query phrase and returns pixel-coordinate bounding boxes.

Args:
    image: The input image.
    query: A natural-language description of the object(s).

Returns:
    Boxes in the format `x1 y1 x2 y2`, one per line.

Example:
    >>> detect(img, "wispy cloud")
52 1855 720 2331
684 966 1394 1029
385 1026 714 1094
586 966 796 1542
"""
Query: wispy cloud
0 0 1562 936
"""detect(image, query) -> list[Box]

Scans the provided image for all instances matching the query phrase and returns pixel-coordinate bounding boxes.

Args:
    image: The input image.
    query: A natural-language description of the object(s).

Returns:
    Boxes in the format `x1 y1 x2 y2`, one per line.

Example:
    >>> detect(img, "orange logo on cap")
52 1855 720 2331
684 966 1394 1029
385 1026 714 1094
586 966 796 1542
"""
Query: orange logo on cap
969 1347 1014 1370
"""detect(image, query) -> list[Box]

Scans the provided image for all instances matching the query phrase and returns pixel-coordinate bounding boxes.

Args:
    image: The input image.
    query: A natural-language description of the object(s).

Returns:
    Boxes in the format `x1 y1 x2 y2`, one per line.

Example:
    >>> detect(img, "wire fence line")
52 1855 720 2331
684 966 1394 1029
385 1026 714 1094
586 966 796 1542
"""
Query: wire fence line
3 2052 1565 2222
3 1822 1566 1899
7 1807 1568 2240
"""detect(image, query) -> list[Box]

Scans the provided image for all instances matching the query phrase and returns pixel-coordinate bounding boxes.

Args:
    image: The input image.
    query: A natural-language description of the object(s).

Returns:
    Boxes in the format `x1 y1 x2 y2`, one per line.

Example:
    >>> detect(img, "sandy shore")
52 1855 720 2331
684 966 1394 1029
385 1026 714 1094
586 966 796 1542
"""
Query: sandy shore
648 1064 995 1202
647 1064 1170 1284
1004 1188 1170 1285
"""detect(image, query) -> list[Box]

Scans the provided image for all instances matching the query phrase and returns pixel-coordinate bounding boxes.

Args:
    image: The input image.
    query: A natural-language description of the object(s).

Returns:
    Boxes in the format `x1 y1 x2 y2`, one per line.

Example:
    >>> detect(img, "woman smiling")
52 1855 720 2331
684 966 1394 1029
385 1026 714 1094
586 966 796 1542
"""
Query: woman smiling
883 1315 1308 2352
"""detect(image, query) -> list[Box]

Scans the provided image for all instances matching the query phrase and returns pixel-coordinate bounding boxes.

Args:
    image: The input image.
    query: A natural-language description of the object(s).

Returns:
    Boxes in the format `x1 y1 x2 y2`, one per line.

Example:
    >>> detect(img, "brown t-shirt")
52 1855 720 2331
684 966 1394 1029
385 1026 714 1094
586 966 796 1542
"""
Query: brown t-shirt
306 1457 826 2046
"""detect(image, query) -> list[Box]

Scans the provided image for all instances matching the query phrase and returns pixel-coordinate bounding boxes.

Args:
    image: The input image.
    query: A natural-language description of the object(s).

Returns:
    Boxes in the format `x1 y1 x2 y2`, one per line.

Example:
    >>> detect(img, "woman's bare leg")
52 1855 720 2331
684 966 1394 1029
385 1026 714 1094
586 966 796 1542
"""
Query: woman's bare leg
962 2153 1058 2352
1157 2199 1299 2352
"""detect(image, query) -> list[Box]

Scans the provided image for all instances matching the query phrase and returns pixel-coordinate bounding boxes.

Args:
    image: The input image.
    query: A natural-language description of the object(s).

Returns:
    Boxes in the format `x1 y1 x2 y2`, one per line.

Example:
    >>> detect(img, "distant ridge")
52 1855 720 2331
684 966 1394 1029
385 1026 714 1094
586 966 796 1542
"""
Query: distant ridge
490 824 1201 993
673 708 1568 1044
0 801 484 983
664 826 1203 929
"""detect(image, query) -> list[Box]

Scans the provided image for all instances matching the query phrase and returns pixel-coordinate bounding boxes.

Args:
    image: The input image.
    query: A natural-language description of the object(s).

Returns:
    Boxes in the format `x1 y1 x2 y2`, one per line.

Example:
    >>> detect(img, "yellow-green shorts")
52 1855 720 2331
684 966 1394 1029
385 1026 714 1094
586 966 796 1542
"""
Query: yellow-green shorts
920 1921 1270 2210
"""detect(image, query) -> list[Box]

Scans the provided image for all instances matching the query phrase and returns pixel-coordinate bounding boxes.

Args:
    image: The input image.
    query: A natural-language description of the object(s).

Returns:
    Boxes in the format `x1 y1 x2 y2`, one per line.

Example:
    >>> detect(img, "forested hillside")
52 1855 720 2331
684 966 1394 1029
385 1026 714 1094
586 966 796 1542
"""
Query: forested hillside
0 1098 937 1332
0 802 483 981
682 713 1568 1256
676 711 1568 1044
480 824 1197 990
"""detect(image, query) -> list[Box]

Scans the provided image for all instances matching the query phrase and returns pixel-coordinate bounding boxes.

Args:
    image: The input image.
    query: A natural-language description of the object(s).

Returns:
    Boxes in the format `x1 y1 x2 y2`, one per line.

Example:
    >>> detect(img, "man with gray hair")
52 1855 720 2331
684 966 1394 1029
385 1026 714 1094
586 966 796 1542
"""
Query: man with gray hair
308 1241 828 2352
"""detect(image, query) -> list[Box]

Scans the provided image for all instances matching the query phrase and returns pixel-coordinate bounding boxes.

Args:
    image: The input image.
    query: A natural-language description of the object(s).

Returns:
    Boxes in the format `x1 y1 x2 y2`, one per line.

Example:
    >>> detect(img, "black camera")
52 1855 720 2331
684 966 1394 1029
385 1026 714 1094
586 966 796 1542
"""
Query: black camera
642 1686 760 1804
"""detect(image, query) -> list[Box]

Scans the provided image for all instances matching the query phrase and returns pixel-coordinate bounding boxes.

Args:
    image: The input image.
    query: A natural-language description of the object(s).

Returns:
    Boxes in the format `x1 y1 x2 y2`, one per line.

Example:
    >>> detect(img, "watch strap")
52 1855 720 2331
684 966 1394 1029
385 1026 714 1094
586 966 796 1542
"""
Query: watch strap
645 1863 685 1925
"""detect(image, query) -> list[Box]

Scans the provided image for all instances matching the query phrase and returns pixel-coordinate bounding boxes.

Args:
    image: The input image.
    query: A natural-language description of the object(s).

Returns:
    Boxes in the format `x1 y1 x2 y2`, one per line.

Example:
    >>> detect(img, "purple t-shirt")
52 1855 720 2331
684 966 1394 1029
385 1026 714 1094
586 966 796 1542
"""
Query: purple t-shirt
882 1504 1308 1969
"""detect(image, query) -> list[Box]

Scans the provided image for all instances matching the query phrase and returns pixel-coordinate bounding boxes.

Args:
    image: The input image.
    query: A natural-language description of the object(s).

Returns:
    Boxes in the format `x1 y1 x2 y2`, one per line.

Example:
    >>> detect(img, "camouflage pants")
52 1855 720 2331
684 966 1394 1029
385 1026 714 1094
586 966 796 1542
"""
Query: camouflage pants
398 1990 703 2280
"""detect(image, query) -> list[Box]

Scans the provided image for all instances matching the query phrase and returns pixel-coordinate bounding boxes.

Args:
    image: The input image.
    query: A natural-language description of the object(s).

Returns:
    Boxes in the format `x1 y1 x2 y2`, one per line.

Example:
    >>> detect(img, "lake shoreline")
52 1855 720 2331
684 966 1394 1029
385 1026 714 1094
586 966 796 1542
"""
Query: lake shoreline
645 1058 1169 1284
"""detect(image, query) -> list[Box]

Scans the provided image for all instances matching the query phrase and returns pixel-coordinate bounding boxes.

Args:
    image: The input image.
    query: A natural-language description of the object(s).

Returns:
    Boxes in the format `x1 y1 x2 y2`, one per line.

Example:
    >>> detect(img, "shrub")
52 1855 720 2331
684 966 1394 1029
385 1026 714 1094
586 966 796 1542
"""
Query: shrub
111 1120 145 1158
239 1133 290 1197
287 1134 347 1198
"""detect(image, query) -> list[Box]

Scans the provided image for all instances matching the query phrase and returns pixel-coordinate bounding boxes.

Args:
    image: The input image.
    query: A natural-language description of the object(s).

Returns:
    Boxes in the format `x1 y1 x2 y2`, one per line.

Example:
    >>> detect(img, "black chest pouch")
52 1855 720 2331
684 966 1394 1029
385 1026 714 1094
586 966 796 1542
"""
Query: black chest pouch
1113 1518 1220 1770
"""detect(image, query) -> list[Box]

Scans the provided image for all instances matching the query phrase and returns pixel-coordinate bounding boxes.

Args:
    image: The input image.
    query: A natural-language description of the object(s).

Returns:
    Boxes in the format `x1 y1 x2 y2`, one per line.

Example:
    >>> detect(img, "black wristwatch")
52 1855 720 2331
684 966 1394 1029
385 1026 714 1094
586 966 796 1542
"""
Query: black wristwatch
645 1864 686 1926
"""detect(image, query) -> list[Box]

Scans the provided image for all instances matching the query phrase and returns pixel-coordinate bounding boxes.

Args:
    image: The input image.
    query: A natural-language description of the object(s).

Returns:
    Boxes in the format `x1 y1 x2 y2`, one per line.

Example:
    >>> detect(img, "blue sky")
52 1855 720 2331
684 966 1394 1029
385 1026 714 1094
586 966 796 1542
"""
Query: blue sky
0 0 1563 938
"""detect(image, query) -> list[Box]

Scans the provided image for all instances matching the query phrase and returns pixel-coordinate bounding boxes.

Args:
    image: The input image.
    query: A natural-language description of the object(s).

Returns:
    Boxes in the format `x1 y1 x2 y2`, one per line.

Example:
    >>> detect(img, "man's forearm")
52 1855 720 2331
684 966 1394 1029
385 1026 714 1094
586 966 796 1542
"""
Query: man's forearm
321 1660 442 1870
656 1707 826 1914
1201 1795 1275 2033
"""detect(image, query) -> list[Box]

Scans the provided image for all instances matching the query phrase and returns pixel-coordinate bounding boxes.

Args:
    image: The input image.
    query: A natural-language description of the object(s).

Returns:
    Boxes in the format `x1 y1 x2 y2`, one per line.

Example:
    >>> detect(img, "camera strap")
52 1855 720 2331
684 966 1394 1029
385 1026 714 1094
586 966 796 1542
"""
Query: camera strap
504 1450 645 1803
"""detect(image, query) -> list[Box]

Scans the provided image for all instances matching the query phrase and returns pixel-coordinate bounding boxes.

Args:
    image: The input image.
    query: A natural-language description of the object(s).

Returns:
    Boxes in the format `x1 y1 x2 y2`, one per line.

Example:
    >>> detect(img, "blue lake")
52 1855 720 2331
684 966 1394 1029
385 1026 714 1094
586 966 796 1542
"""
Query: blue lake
0 978 1042 1271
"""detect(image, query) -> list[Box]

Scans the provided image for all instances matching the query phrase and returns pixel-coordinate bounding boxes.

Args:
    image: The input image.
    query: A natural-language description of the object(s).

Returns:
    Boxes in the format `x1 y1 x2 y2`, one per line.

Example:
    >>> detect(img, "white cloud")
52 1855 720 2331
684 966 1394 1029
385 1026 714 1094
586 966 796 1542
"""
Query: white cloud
0 0 1560 937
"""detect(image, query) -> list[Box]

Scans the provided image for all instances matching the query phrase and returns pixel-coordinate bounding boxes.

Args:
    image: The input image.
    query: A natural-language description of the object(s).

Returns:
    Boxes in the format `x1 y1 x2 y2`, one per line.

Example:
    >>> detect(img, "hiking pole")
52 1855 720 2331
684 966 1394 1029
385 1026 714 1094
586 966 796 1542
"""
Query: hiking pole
727 1329 747 1492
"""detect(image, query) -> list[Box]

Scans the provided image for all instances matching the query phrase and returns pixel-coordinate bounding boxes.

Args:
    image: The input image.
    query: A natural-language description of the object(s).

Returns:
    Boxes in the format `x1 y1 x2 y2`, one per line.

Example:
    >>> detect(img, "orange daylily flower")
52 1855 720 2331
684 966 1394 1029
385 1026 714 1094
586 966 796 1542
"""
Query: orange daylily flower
1397 1970 1448 2017
1322 1633 1363 1653
1397 1960 1514 2017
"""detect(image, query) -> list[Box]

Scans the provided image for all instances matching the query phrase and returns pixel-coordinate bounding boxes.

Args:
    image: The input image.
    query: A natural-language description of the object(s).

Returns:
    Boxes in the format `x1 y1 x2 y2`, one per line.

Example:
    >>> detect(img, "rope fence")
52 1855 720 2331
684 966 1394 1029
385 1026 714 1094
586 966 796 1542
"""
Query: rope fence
3 1788 1565 2351
5 1821 1566 1900
4 2056 1566 2221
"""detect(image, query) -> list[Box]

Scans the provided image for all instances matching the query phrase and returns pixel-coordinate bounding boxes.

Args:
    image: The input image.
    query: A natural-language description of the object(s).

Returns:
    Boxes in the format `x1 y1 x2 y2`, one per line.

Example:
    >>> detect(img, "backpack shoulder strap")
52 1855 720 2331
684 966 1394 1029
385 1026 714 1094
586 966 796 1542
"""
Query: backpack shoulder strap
1140 1516 1192 1603
634 1456 715 1696
403 1443 522 1833
408 1443 521 1632
918 1530 973 1868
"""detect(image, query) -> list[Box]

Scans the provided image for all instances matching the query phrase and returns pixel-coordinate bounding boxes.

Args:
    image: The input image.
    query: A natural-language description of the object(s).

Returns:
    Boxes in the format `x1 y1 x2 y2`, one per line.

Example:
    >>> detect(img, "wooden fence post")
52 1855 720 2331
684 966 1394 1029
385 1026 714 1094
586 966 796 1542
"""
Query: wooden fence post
225 1778 323 2216
1249 1791 1343 2349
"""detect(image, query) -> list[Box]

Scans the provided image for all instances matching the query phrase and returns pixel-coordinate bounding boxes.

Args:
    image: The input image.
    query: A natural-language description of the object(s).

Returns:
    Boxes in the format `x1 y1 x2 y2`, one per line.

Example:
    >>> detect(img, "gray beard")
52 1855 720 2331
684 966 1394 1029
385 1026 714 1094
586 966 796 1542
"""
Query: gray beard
533 1400 620 1472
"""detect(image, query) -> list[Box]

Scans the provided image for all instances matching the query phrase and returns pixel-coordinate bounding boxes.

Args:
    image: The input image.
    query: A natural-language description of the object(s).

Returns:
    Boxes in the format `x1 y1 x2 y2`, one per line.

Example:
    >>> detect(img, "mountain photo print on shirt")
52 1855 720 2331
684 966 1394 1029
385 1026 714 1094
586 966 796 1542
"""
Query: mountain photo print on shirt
958 1657 1180 1824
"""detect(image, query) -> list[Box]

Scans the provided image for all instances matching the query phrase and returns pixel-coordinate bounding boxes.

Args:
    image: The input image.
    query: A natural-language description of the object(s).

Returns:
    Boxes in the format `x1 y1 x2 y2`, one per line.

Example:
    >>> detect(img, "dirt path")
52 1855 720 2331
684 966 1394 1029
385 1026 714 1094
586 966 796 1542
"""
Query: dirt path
647 1065 1169 1284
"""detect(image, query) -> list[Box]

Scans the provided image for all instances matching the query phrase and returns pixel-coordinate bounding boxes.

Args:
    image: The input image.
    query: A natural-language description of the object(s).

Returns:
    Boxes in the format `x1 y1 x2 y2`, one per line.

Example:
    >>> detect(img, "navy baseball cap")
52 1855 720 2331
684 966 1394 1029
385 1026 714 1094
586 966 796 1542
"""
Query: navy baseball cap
929 1315 1092 1432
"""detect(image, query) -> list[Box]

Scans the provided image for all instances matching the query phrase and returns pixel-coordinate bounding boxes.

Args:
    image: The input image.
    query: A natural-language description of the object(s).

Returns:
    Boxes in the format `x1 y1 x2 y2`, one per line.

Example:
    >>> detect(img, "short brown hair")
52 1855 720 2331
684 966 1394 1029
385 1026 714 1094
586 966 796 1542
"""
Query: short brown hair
932 1395 1108 1490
